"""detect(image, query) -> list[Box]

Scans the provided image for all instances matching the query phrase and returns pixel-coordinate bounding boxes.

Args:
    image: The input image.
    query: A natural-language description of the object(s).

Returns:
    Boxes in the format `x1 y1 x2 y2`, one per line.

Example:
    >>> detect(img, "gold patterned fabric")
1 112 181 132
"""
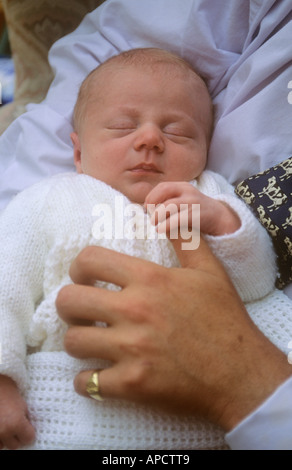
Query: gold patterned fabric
0 0 105 134
236 157 292 289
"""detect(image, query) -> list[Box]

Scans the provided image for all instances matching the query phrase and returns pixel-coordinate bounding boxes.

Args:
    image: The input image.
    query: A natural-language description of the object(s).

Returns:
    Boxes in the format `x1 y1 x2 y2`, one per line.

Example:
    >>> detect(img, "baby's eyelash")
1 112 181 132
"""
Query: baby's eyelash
106 125 136 137
108 124 135 129
108 127 135 131
164 129 184 136
163 123 194 138
164 129 193 140
106 117 137 129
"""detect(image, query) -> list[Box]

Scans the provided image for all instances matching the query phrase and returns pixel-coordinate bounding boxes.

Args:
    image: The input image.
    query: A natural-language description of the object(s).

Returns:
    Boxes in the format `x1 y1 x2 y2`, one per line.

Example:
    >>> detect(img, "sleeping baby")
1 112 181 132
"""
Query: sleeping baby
0 48 278 450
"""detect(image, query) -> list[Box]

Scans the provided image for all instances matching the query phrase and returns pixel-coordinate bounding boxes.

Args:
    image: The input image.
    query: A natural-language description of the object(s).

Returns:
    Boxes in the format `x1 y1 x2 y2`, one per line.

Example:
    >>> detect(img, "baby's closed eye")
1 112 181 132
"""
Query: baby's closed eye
106 116 137 132
163 122 195 139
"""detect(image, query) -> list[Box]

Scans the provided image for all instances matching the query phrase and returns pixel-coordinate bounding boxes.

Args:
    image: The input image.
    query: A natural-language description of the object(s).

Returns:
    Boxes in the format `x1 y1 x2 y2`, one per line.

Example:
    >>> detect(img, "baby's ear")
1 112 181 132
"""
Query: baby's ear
71 132 83 174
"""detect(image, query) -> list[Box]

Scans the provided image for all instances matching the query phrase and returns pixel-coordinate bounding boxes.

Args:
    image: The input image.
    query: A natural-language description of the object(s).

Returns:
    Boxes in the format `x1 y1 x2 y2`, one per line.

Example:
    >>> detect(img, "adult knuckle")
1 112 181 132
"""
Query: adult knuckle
126 297 149 322
118 289 150 323
141 262 166 286
121 329 149 356
131 294 162 326
122 363 149 393
138 263 153 282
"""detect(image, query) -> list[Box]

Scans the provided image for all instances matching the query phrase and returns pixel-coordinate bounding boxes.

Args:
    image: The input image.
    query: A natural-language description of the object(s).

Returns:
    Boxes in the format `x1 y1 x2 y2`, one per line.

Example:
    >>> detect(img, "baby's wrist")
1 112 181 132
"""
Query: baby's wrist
211 201 241 236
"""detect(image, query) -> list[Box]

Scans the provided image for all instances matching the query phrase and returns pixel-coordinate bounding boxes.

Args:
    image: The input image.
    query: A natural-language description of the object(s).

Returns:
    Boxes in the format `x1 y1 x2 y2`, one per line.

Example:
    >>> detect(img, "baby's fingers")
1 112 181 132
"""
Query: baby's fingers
150 201 179 226
151 203 200 237
145 181 187 207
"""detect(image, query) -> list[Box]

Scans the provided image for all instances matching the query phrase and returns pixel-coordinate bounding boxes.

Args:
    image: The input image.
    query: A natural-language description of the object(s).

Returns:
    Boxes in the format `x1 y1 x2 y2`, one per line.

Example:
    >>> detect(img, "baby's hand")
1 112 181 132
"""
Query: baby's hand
145 181 241 237
0 375 35 450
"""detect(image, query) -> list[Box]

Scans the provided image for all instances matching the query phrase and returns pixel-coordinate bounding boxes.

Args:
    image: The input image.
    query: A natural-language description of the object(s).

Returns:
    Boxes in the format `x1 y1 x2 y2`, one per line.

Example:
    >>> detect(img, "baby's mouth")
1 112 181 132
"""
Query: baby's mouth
130 163 162 173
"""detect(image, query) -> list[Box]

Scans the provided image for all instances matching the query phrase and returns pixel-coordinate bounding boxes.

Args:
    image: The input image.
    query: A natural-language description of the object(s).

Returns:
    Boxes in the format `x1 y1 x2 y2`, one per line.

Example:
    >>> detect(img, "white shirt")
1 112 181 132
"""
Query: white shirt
226 378 292 450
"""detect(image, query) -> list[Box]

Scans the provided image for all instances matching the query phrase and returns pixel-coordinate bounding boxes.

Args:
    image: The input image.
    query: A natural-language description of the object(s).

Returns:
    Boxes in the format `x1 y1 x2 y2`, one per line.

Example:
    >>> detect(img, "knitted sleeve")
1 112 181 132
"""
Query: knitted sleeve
0 181 52 392
198 171 277 303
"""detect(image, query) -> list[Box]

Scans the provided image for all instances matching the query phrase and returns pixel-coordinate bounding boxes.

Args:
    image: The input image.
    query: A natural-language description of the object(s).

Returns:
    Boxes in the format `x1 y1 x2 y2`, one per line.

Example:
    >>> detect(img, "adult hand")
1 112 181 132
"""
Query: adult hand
0 376 35 450
56 237 292 431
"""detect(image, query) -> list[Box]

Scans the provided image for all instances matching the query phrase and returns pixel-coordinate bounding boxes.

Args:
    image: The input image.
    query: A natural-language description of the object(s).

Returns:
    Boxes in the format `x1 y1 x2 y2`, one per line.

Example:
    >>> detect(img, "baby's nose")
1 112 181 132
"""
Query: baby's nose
134 124 164 152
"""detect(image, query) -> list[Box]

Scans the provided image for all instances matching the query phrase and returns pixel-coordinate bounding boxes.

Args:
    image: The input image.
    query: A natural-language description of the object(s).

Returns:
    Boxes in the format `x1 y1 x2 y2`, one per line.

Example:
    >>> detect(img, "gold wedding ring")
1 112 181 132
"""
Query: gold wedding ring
86 370 104 401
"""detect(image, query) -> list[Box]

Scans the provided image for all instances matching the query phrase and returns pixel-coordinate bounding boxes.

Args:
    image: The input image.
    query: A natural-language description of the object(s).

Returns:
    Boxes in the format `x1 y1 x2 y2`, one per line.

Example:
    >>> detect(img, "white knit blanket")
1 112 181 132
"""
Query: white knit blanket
22 289 292 450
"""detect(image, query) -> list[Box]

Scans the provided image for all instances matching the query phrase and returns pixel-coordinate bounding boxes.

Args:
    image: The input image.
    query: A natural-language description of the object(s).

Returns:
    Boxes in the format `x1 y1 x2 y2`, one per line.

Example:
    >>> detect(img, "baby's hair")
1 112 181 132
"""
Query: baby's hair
73 47 213 141
98 47 204 78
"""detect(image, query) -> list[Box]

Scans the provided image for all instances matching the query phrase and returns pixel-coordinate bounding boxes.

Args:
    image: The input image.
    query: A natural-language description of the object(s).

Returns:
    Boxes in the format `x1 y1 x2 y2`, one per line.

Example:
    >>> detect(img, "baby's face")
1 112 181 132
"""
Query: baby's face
72 66 211 204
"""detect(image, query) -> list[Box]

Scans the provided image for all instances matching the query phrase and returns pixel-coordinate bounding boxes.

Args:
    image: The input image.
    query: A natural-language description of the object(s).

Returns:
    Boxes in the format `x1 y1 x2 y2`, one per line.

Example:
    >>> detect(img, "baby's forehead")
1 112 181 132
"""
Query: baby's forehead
87 60 206 96
76 53 213 133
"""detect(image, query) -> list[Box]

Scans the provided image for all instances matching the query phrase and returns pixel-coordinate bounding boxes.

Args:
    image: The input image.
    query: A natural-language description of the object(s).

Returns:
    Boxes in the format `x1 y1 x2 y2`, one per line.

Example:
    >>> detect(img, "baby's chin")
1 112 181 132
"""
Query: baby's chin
123 181 157 205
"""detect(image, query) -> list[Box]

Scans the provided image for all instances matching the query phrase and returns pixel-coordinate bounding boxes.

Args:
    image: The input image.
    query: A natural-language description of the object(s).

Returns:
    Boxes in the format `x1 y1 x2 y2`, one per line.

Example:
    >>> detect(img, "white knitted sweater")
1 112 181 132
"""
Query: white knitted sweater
0 171 291 450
